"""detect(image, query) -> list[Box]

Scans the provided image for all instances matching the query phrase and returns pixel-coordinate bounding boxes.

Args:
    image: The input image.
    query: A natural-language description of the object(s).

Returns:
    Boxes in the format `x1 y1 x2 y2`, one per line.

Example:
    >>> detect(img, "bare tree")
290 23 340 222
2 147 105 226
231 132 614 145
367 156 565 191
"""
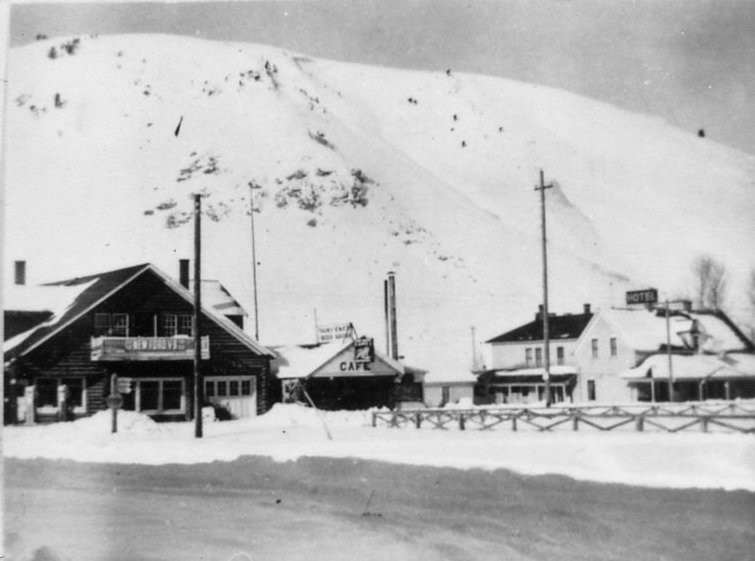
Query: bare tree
691 254 727 310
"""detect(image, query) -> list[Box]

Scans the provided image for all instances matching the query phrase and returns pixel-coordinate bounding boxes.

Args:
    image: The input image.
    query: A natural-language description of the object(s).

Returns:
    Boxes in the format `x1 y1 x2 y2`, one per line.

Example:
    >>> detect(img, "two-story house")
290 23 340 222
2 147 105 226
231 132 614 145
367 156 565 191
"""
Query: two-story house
573 305 755 403
4 261 276 424
480 304 594 404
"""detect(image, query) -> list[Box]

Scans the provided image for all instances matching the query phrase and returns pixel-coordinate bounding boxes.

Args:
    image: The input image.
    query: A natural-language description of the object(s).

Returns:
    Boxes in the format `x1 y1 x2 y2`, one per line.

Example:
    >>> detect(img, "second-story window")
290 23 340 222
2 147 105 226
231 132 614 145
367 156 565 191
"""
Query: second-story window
94 313 111 335
556 346 565 365
591 338 599 359
610 337 618 357
178 314 193 336
162 314 177 337
525 348 533 367
535 348 543 368
111 313 129 337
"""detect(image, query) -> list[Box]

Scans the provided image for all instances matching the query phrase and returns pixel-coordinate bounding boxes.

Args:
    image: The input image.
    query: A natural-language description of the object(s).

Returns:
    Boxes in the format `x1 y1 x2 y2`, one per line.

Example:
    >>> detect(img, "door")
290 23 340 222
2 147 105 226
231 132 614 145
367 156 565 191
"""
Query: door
205 376 257 419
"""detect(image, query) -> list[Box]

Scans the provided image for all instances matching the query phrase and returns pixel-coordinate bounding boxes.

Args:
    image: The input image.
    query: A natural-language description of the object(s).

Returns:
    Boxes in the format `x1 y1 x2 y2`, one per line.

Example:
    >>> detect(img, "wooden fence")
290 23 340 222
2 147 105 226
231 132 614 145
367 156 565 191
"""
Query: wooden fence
371 401 755 434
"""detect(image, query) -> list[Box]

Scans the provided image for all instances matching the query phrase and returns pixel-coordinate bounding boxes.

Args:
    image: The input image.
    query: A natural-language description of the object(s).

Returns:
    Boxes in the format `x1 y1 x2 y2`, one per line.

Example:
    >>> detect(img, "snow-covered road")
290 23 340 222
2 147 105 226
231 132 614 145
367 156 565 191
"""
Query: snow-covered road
5 405 755 491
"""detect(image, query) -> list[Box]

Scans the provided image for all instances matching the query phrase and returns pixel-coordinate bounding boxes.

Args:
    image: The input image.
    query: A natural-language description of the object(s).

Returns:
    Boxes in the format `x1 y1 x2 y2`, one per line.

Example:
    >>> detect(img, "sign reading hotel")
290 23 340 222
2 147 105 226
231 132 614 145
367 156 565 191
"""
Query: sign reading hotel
626 288 658 306
317 322 354 343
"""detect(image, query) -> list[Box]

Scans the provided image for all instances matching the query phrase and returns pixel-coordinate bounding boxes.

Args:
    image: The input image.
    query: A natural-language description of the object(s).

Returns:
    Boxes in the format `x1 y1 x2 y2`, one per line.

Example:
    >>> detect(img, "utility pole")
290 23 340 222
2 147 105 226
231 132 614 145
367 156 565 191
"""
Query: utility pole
471 326 479 371
665 300 674 402
535 169 554 407
249 185 260 341
193 194 203 438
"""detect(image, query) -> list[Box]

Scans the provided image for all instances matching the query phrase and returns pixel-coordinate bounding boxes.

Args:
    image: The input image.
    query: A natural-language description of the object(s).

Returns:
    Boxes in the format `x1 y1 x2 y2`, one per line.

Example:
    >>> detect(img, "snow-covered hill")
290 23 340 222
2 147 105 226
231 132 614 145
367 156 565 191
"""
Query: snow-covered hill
5 34 755 380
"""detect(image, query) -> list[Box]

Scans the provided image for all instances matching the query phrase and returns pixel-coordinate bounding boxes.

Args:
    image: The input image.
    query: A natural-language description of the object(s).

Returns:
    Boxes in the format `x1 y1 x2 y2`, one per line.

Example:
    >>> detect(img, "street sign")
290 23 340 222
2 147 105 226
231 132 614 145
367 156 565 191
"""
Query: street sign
106 394 124 409
117 377 133 394
626 288 658 306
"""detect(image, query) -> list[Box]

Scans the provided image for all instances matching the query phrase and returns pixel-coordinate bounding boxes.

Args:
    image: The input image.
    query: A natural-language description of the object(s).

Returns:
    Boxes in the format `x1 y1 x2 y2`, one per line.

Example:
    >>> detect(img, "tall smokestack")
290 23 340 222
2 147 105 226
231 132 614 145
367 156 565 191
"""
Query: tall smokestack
179 259 190 289
388 271 398 360
384 279 391 355
14 261 26 285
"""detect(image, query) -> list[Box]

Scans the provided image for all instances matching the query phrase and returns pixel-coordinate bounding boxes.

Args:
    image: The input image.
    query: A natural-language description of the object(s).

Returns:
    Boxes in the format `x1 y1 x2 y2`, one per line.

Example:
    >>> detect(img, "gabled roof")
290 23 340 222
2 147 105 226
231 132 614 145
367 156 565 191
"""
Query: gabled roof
4 263 272 361
487 311 593 344
273 339 408 379
577 307 752 355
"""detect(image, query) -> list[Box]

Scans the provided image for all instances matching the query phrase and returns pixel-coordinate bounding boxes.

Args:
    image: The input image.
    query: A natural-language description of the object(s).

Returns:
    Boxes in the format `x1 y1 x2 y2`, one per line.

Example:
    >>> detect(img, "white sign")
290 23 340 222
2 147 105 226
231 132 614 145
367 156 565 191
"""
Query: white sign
317 323 354 343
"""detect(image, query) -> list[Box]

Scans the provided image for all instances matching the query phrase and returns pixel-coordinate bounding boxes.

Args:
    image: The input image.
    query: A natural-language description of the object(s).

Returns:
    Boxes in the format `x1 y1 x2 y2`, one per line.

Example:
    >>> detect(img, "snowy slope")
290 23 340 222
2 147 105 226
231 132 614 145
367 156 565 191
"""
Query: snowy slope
5 34 755 380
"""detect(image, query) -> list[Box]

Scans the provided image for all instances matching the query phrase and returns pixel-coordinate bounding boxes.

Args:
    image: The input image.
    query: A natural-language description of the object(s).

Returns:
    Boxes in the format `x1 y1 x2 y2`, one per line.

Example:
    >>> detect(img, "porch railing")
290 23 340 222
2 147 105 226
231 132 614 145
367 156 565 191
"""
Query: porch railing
372 401 755 434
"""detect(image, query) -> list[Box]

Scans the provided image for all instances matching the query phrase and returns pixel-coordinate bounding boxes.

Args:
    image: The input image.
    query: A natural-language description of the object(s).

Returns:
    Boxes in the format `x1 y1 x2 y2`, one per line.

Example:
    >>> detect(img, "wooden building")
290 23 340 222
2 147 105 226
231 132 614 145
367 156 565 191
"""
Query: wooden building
4 263 275 423
479 304 593 404
273 338 425 410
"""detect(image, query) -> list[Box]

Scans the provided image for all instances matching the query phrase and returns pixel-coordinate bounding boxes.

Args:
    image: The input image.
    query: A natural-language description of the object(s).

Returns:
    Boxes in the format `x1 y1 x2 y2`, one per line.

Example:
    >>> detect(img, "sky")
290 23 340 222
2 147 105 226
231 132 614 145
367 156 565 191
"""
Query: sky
8 0 755 155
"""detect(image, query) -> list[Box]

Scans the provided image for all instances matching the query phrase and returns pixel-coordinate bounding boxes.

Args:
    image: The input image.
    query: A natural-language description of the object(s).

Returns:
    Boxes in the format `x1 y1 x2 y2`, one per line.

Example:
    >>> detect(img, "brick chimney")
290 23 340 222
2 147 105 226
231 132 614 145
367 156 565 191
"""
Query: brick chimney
179 259 190 289
536 304 544 320
583 303 591 315
14 260 26 285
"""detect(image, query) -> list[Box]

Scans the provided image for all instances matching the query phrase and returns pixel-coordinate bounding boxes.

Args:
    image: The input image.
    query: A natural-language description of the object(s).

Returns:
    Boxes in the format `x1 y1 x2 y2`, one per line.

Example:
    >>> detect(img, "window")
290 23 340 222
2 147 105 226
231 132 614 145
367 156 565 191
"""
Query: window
162 381 183 410
35 379 58 407
441 386 450 405
111 313 129 336
161 314 177 337
587 380 596 401
535 348 542 368
61 378 85 408
241 380 252 396
135 379 184 413
140 381 160 411
94 313 111 335
216 381 228 397
556 346 565 366
205 380 215 397
525 348 533 367
229 380 240 397
610 337 618 357
591 338 599 359
178 314 193 336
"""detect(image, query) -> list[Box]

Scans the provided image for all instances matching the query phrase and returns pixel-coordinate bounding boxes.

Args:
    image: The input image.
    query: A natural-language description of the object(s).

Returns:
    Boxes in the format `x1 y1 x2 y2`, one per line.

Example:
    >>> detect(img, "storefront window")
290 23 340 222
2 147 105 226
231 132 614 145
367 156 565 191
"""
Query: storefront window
35 379 58 407
140 381 160 410
61 378 85 407
241 380 252 396
229 380 239 396
162 381 183 410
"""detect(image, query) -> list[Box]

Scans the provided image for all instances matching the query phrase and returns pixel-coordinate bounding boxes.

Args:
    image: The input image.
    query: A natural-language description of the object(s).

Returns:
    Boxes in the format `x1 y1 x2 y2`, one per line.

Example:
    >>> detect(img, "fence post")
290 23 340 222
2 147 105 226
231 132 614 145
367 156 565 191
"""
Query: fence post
372 412 377 427
701 417 709 433
459 414 465 431
635 415 644 432
511 415 517 432
572 411 579 431
415 413 422 429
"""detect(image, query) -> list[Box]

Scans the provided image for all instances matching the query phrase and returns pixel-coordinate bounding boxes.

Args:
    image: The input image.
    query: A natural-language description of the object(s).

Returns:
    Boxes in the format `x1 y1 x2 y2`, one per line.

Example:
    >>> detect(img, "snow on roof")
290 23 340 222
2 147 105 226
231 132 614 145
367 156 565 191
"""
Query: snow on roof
599 308 689 351
620 353 755 381
4 281 96 315
593 308 749 354
274 341 354 379
199 280 246 317
691 312 750 352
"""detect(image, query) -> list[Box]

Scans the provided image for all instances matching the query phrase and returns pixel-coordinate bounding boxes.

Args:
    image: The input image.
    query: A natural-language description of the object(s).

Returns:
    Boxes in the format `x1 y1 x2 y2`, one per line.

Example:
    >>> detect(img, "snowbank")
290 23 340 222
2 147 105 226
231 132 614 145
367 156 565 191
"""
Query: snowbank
5 404 754 492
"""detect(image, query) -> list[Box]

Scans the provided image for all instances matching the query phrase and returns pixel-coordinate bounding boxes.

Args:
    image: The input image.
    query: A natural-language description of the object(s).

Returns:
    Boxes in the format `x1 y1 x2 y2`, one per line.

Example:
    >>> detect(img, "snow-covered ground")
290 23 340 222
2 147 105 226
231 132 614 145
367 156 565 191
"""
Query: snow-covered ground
5 404 754 492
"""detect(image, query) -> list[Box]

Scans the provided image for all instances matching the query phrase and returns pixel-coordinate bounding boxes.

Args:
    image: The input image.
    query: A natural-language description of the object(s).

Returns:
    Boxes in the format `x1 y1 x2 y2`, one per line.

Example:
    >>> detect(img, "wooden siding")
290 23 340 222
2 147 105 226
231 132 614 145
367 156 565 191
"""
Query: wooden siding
13 268 275 417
